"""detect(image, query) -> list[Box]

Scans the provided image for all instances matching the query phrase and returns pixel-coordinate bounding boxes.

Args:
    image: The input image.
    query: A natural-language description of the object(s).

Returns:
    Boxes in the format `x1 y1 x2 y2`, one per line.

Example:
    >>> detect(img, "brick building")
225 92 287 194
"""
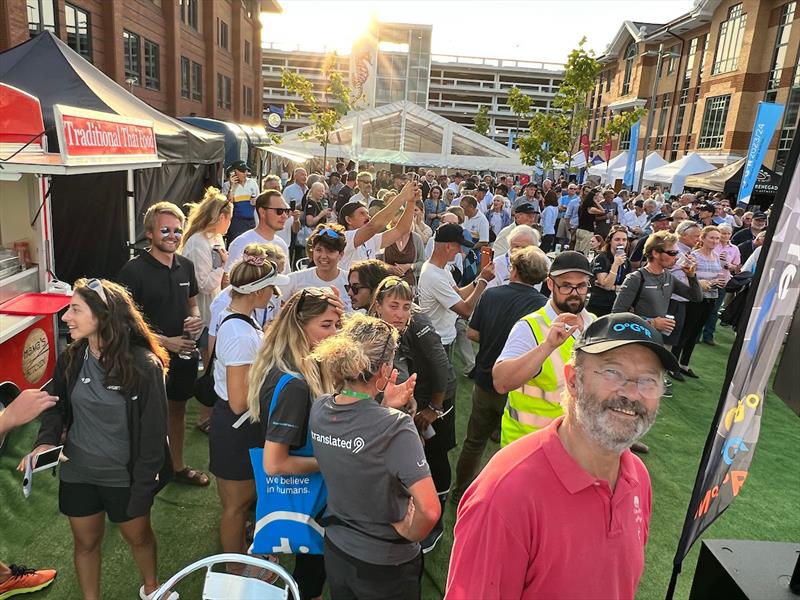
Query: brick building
589 0 800 174
0 0 281 124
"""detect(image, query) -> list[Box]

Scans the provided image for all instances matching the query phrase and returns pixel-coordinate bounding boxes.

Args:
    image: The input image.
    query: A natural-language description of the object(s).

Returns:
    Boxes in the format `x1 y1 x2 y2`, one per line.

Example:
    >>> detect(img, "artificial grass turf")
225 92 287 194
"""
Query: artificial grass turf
1 327 798 599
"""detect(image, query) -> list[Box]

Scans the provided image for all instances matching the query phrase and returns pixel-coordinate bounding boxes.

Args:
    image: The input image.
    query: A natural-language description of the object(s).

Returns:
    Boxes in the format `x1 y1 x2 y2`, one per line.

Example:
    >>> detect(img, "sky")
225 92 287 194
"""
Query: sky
261 0 696 65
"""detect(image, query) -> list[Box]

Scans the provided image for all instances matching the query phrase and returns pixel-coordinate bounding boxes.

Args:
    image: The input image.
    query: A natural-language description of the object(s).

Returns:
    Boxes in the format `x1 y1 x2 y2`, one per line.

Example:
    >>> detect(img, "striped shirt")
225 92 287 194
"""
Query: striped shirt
690 249 722 299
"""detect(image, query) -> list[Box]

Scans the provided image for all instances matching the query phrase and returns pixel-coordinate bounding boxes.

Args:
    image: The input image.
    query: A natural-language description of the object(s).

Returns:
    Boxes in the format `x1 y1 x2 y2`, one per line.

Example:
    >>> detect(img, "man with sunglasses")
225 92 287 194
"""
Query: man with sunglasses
117 202 209 486
222 161 261 242
493 251 596 447
629 213 672 269
226 190 291 274
281 223 352 312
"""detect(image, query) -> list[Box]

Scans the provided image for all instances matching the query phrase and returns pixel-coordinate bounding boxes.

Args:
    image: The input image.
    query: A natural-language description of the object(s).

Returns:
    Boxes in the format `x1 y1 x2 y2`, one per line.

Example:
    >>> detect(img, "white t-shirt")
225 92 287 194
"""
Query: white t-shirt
281 267 353 312
226 229 291 274
341 229 384 271
418 261 462 345
496 301 594 363
463 213 490 243
213 309 263 400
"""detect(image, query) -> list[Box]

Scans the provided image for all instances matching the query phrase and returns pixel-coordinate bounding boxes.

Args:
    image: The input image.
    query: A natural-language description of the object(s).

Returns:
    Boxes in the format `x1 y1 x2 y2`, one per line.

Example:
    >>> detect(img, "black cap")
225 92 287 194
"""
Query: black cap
514 202 538 214
574 312 678 372
697 203 715 213
634 200 644 207
477 183 489 192
229 160 249 173
338 201 365 227
752 211 768 220
549 251 592 277
650 213 670 223
435 223 473 247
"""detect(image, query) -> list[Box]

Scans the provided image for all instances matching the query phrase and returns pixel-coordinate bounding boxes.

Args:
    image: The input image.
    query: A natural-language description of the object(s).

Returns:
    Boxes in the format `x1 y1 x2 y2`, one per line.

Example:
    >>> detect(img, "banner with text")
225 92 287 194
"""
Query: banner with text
622 120 640 188
737 102 784 207
667 127 800 597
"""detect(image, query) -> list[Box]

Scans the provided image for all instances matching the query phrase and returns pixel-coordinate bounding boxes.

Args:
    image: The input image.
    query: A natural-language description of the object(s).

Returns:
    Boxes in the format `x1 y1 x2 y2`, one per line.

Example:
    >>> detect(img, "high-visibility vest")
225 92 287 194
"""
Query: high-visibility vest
501 307 594 446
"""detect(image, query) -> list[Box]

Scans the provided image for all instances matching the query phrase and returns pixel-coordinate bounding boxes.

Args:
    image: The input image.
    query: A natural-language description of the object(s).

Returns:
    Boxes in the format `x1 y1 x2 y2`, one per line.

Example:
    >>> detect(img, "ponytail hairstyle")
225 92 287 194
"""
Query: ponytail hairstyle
229 243 281 300
179 187 232 250
259 242 288 275
66 278 169 393
311 313 398 389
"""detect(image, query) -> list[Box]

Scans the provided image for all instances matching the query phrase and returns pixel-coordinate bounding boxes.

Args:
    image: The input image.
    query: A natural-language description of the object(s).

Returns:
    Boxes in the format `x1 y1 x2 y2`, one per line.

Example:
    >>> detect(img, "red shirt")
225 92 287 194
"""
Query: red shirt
445 417 652 600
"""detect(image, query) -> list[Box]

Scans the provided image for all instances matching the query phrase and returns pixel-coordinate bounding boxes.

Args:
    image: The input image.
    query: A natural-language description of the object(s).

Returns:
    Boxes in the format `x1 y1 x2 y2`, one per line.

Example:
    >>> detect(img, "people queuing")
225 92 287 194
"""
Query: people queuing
13 163 771 600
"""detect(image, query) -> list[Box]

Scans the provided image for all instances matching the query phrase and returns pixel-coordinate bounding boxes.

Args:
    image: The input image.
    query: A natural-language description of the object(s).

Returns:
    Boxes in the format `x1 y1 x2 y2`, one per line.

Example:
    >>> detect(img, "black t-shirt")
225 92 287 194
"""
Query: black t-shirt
469 283 547 392
117 251 198 337
578 203 596 232
731 227 754 246
588 253 630 309
335 186 355 214
258 367 312 451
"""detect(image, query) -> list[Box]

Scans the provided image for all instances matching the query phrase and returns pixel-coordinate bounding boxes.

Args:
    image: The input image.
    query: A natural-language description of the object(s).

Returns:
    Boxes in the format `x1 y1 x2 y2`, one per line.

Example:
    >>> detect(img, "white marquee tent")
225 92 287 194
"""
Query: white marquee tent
273 100 531 173
588 151 668 184
643 152 716 194
587 151 628 180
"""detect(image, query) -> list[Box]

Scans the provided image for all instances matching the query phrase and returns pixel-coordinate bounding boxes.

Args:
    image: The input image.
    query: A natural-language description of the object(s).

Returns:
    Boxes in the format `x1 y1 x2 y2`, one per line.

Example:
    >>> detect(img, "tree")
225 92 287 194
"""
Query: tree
507 86 532 147
594 107 647 149
281 53 352 172
473 105 490 136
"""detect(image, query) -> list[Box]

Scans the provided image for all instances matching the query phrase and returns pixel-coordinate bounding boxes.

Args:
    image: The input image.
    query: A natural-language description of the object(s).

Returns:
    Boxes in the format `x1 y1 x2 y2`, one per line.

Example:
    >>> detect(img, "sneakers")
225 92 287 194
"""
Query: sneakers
662 386 674 398
139 585 179 600
421 522 444 554
0 565 56 599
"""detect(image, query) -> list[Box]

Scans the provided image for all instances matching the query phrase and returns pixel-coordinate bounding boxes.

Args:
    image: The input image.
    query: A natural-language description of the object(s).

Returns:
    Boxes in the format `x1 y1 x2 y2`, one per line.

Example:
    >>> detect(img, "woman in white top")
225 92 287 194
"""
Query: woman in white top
207 244 289 562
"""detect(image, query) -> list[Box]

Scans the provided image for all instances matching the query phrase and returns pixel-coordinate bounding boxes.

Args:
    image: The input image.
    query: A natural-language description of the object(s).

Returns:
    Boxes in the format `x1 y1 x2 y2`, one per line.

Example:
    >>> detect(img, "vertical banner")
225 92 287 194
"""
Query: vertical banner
507 131 516 150
622 120 640 189
580 133 591 163
666 129 800 599
737 102 785 207
603 141 613 163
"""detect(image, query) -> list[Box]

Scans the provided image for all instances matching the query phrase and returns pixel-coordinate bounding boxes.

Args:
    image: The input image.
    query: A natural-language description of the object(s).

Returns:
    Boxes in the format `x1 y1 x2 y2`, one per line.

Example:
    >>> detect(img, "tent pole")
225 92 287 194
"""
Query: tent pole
127 169 135 257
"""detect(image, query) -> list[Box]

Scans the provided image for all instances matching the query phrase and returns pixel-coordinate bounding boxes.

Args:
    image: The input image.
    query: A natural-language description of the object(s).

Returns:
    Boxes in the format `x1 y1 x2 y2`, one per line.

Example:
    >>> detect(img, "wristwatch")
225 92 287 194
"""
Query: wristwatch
427 404 445 417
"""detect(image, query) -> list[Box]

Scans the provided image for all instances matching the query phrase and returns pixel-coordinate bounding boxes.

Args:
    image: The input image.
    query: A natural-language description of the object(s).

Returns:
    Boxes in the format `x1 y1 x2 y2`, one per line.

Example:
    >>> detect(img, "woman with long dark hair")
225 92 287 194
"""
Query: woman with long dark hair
21 278 174 600
587 227 631 317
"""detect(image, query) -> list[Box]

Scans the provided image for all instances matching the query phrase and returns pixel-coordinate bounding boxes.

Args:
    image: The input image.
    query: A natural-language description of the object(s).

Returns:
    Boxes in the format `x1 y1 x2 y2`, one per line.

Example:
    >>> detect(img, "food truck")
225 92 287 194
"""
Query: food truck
0 82 162 430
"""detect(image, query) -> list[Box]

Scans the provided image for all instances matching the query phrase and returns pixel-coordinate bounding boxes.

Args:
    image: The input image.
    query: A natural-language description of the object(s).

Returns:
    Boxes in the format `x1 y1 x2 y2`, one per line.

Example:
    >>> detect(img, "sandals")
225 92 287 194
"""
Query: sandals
173 466 210 487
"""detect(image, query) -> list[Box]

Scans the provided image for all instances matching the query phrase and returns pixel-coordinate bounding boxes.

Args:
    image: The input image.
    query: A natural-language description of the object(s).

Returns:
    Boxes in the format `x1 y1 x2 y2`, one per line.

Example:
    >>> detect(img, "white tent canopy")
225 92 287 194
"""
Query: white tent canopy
588 151 667 184
553 150 589 170
587 151 628 180
643 152 716 194
276 100 531 173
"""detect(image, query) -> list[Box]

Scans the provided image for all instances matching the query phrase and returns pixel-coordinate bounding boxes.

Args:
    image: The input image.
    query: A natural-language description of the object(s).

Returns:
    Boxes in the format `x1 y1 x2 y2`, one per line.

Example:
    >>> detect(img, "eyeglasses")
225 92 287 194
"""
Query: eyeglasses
345 282 370 295
264 207 291 215
657 249 680 257
85 278 108 306
591 368 664 399
549 279 590 295
159 226 183 238
317 227 341 239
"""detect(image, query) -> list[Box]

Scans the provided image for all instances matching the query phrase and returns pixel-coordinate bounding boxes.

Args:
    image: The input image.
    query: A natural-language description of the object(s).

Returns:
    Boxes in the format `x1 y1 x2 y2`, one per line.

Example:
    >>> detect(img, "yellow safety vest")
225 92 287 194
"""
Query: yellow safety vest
501 307 594 447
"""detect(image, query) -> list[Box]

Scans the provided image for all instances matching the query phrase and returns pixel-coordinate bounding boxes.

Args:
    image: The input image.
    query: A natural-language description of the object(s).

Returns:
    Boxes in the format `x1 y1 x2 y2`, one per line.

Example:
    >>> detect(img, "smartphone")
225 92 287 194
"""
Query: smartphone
32 445 64 473
480 246 494 268
289 200 297 212
211 245 223 269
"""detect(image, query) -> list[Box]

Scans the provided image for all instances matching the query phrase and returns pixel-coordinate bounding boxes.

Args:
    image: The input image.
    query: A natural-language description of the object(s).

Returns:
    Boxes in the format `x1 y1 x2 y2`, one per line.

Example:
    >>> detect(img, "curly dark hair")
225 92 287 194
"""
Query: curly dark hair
64 278 169 393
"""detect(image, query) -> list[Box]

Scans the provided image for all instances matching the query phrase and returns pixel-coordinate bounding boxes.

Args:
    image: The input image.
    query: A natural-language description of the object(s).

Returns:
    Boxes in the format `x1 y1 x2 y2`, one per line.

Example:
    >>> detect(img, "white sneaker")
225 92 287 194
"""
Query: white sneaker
140 584 179 600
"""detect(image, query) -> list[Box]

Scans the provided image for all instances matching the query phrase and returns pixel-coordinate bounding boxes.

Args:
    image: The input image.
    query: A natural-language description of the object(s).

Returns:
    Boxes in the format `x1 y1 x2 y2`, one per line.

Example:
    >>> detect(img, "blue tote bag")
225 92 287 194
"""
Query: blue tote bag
249 373 327 555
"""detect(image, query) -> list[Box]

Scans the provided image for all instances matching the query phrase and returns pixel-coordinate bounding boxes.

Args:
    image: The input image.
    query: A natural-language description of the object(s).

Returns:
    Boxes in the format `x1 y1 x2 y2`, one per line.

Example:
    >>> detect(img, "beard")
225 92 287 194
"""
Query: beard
571 379 657 453
553 293 587 314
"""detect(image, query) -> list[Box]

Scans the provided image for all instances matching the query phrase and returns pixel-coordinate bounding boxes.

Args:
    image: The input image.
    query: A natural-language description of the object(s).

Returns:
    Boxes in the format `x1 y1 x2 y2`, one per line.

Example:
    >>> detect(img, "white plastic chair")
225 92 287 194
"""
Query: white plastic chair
295 257 310 271
151 553 300 600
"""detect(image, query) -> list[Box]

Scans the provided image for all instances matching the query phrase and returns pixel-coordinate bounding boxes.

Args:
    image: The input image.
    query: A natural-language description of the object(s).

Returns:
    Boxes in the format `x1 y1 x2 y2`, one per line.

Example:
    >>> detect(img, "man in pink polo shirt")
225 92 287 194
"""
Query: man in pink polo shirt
445 312 678 600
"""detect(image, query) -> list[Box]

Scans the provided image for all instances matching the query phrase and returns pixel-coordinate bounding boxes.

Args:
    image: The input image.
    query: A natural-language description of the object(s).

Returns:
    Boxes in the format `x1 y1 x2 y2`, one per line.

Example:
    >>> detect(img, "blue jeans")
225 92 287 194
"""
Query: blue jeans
702 293 726 341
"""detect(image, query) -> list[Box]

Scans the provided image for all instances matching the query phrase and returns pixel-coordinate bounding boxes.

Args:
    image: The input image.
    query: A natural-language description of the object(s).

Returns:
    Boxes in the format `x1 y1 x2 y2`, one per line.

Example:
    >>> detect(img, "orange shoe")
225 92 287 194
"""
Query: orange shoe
0 565 56 599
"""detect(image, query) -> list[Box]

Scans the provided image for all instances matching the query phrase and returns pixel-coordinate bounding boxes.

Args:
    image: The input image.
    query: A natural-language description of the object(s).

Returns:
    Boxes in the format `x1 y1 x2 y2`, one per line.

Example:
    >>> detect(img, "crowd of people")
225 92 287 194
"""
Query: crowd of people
0 162 770 600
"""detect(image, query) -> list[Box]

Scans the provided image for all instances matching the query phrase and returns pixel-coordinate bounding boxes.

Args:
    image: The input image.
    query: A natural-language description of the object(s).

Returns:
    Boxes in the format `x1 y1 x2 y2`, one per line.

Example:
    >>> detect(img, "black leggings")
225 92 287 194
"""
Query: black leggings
672 298 716 367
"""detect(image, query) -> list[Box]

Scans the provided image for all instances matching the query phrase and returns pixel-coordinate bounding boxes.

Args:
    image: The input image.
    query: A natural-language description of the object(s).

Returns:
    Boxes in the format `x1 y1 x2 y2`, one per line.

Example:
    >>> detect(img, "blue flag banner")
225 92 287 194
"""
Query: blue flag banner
622 120 640 188
737 102 784 207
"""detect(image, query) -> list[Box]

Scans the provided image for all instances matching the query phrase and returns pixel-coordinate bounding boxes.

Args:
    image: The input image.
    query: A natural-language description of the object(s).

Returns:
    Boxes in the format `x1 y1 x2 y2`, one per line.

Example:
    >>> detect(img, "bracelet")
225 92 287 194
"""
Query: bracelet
427 404 445 417
477 277 489 286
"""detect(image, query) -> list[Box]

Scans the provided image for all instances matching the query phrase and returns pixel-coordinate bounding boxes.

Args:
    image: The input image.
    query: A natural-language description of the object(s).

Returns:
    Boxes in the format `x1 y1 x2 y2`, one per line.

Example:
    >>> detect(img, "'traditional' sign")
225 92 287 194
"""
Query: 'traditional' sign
53 105 158 164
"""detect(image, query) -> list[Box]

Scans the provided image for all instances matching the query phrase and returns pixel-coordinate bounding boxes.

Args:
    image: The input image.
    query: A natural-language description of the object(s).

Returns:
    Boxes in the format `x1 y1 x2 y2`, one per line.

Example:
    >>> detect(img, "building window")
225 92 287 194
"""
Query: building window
191 62 202 101
123 30 141 84
244 40 251 65
667 45 679 74
243 86 253 116
65 3 91 62
217 18 229 51
144 39 160 90
712 4 747 75
775 53 800 173
180 57 190 99
766 1 796 102
655 93 671 149
217 74 231 109
619 125 631 150
621 41 636 95
27 0 56 37
698 95 731 149
684 37 699 82
180 0 198 30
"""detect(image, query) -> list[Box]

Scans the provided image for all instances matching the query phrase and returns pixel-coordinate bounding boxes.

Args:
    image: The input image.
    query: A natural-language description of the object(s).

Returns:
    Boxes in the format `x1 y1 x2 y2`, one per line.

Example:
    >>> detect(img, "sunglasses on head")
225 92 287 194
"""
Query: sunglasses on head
159 226 183 238
658 249 680 256
317 227 341 239
377 276 411 293
264 207 291 215
85 278 108 306
296 287 330 314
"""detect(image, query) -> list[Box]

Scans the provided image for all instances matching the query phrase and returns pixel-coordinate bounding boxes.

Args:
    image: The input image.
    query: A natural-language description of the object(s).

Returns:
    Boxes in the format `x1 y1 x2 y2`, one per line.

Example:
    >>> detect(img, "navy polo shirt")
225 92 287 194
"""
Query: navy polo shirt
117 250 198 338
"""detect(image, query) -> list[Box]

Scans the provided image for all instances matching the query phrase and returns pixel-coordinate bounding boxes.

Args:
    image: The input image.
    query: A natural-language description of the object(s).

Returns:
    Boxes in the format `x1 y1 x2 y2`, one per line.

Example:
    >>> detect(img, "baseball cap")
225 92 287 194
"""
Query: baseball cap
549 251 592 277
435 223 474 247
752 211 768 220
514 202 538 214
574 312 678 372
229 160 249 173
650 213 670 223
338 201 365 226
463 181 477 191
697 203 715 213
477 183 489 192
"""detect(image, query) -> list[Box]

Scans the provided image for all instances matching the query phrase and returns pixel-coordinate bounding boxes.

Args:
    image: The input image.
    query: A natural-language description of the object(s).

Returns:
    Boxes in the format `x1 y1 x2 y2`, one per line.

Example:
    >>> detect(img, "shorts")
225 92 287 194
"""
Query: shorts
166 352 198 402
59 480 138 523
208 399 261 480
